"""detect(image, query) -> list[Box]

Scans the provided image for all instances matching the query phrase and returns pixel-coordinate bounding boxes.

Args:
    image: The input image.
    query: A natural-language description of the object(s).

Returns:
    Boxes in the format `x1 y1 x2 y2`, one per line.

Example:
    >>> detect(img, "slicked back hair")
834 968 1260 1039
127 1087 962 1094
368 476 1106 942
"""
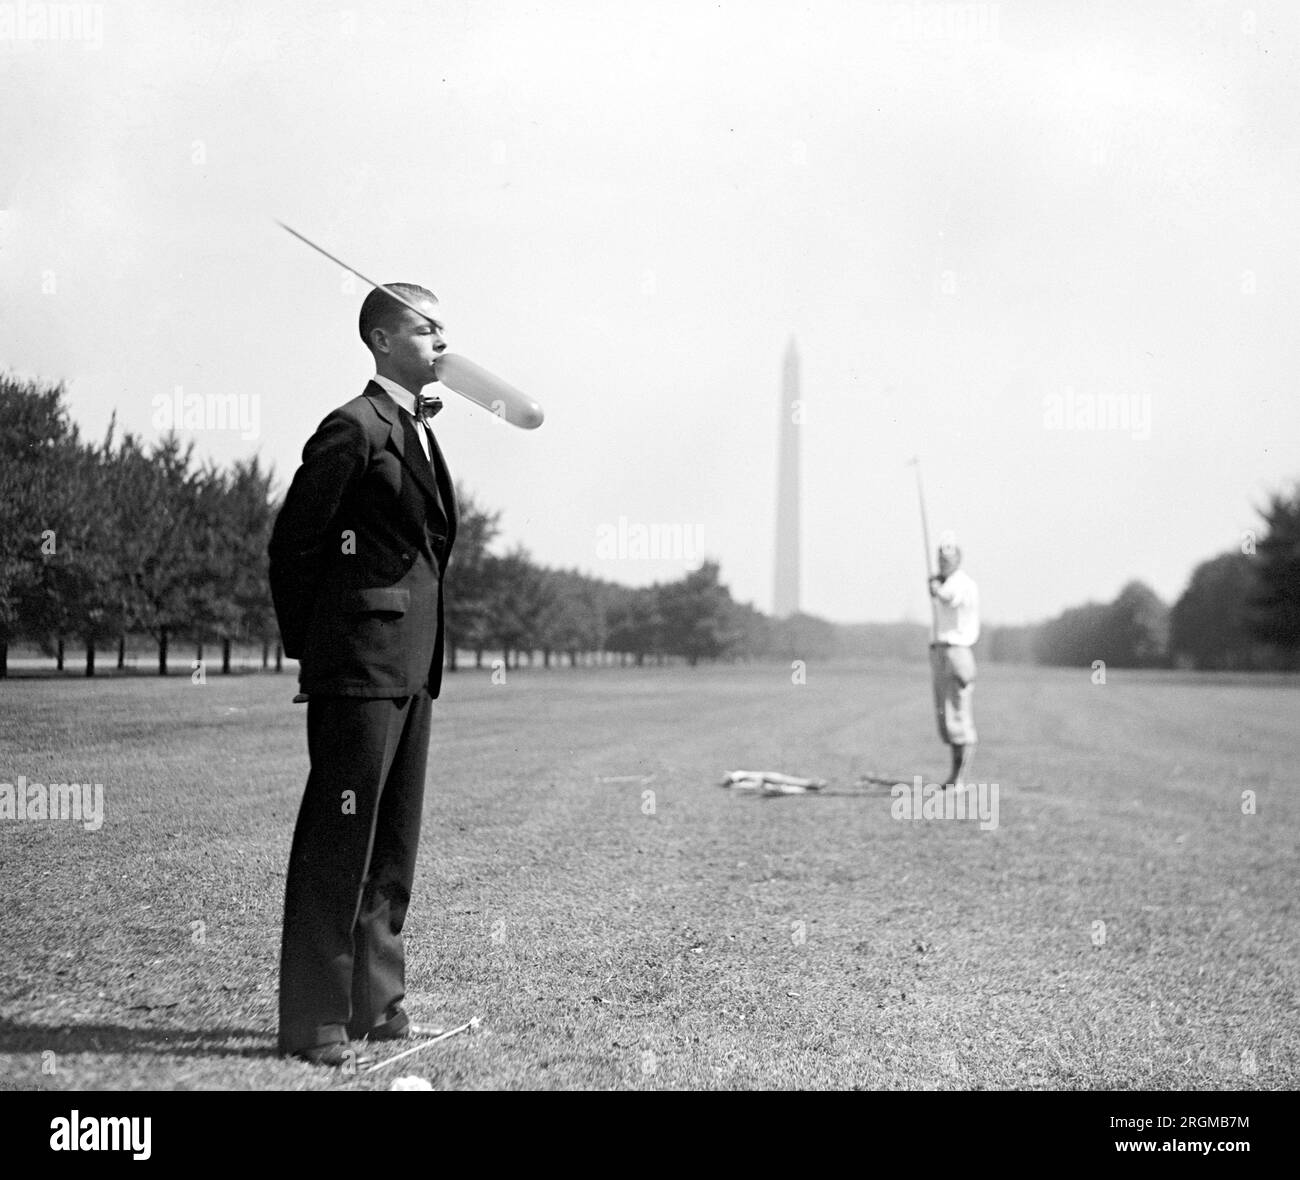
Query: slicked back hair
359 284 438 348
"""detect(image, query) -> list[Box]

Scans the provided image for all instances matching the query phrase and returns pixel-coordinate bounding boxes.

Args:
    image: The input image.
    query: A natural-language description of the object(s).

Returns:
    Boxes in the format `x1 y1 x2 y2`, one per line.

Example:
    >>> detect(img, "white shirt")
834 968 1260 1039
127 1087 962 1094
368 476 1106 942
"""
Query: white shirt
933 568 980 646
371 373 431 460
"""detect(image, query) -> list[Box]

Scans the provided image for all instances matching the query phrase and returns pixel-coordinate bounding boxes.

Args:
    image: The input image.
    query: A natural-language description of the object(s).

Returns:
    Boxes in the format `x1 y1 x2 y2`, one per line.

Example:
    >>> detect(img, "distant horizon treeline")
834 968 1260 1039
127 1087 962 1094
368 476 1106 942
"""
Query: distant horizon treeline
982 492 1300 671
2 373 1298 676
986 513 1300 671
0 374 887 678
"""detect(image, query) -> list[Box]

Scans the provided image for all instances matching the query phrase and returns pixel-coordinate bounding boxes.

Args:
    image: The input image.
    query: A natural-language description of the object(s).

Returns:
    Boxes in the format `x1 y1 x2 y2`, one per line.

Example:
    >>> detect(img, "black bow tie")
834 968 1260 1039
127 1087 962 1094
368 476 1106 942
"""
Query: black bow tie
414 393 442 421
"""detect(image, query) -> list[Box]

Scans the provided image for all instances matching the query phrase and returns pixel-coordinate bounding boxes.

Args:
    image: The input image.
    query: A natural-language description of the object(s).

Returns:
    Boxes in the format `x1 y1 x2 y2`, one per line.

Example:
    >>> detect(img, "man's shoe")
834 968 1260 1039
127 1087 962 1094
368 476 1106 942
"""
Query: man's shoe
287 1041 373 1069
366 1020 445 1042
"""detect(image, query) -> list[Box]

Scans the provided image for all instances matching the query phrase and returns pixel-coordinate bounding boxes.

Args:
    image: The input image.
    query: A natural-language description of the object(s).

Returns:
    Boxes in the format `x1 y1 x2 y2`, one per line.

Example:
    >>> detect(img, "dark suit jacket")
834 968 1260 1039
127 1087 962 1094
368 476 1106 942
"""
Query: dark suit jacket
268 382 458 699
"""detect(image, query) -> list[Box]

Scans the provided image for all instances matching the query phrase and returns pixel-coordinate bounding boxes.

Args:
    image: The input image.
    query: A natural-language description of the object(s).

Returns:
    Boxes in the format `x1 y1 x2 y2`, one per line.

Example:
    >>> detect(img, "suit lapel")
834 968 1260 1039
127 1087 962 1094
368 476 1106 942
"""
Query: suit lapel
399 414 445 511
427 429 458 548
365 383 443 510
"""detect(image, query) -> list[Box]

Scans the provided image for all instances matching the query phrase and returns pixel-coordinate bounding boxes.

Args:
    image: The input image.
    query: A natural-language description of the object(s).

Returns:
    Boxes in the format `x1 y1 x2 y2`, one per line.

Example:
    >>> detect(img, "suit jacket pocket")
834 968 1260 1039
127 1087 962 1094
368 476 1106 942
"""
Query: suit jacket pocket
342 586 411 617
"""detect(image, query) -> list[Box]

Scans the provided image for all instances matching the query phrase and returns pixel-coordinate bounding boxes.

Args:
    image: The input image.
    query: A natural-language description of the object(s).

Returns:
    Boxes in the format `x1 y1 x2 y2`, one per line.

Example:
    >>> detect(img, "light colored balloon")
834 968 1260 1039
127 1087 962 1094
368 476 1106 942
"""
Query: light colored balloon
434 353 544 430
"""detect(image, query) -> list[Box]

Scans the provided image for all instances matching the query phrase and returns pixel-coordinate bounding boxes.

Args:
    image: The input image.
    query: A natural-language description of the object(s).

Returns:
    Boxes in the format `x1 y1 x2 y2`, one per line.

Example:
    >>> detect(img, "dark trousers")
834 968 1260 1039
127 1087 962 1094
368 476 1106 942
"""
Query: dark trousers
278 689 432 1053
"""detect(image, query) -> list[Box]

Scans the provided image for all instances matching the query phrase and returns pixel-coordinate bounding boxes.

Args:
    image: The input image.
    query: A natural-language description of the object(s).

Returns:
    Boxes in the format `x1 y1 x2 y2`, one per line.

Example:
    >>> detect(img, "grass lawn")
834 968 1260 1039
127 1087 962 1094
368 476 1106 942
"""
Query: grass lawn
1 660 1295 1090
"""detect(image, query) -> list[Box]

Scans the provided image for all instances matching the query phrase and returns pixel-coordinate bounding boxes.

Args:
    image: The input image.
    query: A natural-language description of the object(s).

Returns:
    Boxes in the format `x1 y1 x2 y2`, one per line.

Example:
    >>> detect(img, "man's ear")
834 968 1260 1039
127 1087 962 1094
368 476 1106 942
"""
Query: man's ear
368 327 389 355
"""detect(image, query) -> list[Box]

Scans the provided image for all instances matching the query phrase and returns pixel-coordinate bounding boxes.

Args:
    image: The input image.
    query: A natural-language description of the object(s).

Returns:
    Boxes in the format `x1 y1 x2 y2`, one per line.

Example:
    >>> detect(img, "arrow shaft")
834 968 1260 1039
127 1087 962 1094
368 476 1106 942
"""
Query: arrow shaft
365 1018 477 1073
275 220 440 327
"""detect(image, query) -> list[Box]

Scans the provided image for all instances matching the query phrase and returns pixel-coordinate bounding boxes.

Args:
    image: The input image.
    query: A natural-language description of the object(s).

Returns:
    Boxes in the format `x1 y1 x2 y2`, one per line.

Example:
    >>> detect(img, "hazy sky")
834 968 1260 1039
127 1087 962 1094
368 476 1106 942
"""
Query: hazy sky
3 0 1297 625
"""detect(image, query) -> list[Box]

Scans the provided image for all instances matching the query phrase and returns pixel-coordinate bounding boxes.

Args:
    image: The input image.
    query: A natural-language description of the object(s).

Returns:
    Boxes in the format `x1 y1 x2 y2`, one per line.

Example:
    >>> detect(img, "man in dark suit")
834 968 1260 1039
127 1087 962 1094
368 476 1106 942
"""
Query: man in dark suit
268 283 458 1068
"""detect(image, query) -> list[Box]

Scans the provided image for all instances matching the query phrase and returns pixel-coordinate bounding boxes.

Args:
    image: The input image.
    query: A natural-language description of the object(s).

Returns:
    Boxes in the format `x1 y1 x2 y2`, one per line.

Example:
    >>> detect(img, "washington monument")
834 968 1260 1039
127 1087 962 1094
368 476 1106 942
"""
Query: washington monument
773 337 801 618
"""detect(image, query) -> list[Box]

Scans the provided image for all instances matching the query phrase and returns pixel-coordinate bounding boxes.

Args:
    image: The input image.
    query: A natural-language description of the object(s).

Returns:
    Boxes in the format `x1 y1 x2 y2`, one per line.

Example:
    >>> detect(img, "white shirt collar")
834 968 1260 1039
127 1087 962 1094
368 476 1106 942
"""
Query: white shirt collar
371 373 419 417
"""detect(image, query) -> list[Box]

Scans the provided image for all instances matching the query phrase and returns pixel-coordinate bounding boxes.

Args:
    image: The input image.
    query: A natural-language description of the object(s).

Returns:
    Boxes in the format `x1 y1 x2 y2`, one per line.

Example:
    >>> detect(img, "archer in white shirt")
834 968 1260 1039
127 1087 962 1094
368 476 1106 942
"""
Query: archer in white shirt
927 539 980 786
931 566 980 648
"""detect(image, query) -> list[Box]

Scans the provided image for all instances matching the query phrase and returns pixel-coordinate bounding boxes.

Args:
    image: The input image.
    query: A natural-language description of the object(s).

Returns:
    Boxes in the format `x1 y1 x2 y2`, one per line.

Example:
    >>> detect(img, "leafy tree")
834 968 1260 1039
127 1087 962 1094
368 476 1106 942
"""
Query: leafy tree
0 375 75 676
1248 485 1300 665
657 560 736 666
1169 552 1259 670
1105 580 1169 668
769 610 836 663
1033 601 1111 666
535 569 609 667
606 585 663 666
726 600 773 661
25 425 127 675
225 457 279 668
1034 582 1168 668
187 462 246 672
114 434 205 674
442 484 500 669
483 545 553 668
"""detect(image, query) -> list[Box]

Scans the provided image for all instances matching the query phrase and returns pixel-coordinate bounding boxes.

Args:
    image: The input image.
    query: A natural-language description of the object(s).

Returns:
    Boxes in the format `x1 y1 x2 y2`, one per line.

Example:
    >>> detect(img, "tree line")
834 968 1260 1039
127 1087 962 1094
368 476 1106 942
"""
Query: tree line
0 374 827 677
984 493 1300 671
3 374 1297 676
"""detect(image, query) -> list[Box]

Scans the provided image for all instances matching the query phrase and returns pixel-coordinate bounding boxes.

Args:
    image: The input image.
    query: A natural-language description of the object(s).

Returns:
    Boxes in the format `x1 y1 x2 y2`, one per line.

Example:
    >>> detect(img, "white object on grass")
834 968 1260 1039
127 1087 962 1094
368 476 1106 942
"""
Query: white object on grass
721 770 827 794
366 1016 482 1073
